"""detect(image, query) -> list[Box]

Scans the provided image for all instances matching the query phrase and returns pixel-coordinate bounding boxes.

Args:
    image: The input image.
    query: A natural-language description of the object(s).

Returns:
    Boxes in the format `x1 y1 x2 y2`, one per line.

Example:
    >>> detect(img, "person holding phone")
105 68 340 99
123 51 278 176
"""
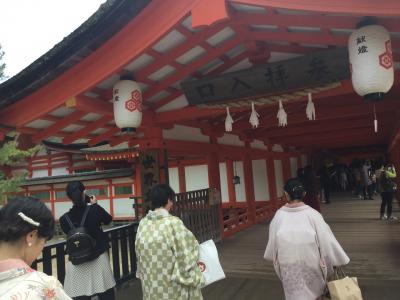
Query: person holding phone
60 181 115 300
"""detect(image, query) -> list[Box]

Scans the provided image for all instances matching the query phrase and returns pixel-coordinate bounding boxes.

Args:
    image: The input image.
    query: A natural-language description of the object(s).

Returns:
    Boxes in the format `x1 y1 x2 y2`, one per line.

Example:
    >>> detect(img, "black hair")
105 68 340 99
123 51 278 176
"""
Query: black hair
284 178 305 201
149 184 175 209
0 196 55 242
66 181 86 207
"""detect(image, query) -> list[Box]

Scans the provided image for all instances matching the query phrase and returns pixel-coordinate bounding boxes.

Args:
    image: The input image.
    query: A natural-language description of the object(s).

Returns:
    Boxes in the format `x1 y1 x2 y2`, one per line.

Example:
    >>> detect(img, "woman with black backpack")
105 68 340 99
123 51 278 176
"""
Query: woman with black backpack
60 181 115 300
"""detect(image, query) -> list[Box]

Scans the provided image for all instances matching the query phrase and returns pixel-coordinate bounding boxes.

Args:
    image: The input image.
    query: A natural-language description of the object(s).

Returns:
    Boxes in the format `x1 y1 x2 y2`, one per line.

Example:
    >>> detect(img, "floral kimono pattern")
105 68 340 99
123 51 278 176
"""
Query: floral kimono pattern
135 209 204 300
0 259 71 300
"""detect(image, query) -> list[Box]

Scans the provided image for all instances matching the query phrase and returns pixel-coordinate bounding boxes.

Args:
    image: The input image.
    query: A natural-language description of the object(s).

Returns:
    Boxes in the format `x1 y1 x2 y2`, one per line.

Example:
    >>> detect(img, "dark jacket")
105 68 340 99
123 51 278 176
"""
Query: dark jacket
60 203 112 258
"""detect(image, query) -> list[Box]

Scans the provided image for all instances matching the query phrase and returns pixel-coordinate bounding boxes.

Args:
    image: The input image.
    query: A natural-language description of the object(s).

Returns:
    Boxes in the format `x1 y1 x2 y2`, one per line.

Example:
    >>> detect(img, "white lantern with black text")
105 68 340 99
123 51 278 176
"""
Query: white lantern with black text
348 24 394 101
113 80 142 129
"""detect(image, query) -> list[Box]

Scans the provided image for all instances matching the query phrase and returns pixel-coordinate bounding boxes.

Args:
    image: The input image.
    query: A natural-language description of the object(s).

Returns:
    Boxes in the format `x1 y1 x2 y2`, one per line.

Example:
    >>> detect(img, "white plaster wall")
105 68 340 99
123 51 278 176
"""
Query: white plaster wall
162 125 210 143
219 162 229 203
28 185 49 192
272 144 284 152
184 165 209 191
301 154 308 167
111 178 133 184
97 199 110 212
52 167 69 176
252 159 270 201
250 140 268 150
114 198 135 218
32 169 48 178
217 134 245 146
274 160 284 197
234 161 246 202
290 157 298 178
55 202 73 219
168 167 180 193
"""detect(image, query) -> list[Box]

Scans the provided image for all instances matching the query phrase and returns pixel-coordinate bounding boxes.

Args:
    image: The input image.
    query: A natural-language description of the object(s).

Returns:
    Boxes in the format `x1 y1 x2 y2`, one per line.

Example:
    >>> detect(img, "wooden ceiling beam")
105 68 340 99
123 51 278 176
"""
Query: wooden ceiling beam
88 127 121 146
250 115 385 139
32 111 87 143
233 11 400 32
143 37 242 100
66 96 113 116
135 22 228 81
230 0 400 17
62 116 112 145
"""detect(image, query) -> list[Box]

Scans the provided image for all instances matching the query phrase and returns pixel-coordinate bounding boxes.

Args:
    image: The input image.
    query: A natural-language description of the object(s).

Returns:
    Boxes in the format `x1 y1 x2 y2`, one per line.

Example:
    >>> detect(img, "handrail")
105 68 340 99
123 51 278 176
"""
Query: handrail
33 222 138 285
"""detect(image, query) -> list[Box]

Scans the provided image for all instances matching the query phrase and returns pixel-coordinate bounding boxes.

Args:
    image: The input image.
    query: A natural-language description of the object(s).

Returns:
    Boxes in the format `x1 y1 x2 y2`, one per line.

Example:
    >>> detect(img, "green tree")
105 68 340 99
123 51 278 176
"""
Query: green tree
0 44 5 80
0 139 42 203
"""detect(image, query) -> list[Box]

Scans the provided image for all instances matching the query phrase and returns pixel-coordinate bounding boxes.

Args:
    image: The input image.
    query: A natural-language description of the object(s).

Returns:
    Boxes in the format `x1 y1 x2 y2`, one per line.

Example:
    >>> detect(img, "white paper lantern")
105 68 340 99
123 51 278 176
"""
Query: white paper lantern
113 80 142 129
348 24 394 101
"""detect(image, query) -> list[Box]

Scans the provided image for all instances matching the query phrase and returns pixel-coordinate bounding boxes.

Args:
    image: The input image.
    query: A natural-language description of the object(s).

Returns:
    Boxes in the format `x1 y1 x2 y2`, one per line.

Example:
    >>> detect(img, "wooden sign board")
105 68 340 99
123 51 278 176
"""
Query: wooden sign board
139 149 160 213
182 48 350 106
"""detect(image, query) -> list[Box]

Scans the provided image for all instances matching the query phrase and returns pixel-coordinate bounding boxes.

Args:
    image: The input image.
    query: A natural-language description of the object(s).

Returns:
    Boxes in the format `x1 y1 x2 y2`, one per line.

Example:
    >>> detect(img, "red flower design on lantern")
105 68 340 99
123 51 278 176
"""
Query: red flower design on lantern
379 40 393 69
125 89 142 112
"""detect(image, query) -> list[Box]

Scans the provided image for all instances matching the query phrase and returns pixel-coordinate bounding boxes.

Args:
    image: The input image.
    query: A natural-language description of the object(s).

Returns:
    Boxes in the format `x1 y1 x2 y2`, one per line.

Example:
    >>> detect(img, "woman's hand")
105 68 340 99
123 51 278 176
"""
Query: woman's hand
90 195 97 204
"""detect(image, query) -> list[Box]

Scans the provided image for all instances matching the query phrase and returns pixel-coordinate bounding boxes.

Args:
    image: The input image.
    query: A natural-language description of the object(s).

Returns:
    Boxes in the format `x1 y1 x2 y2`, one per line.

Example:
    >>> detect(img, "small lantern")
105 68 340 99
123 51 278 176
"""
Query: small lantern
348 20 394 102
113 80 142 130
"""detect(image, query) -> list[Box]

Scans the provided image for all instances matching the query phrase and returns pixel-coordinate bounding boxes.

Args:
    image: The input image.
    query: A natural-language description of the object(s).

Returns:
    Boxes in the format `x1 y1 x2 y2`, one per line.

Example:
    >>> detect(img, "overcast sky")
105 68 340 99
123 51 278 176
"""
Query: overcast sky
0 0 107 78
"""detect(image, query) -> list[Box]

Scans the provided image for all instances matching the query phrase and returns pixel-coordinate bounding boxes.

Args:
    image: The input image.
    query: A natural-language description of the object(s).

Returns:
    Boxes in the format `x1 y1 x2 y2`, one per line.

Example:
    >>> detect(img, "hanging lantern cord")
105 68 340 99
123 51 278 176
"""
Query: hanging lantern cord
373 104 378 133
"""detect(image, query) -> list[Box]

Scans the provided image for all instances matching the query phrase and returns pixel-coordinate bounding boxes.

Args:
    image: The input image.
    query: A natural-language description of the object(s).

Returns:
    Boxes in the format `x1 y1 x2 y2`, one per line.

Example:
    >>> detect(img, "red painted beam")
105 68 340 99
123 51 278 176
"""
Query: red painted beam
233 11 400 33
32 111 87 143
135 22 228 81
230 0 400 16
155 106 225 124
88 127 120 146
62 115 112 145
67 96 113 116
0 0 200 127
250 115 391 139
249 30 400 50
143 37 242 100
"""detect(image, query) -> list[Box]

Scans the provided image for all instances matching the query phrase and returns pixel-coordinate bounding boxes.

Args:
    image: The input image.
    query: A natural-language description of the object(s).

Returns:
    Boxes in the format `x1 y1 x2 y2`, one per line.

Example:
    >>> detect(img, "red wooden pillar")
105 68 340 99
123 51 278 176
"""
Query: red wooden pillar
207 152 221 190
178 162 186 193
243 153 256 223
226 159 236 204
266 157 278 212
107 179 114 218
49 184 55 217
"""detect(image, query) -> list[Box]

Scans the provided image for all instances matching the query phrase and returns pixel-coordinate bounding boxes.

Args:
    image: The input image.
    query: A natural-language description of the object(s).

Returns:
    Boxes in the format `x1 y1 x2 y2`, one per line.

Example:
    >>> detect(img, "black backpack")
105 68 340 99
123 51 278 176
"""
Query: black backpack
64 206 97 265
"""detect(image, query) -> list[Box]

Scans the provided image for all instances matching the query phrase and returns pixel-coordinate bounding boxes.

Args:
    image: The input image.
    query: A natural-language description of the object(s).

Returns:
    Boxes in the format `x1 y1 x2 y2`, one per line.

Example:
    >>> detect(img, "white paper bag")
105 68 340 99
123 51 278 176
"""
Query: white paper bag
198 239 226 287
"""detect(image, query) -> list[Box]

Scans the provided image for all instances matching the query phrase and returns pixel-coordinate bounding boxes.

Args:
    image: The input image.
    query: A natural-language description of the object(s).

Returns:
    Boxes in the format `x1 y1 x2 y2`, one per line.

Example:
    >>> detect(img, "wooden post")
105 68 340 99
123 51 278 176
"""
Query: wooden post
178 162 186 193
243 153 256 223
207 152 221 190
226 159 236 204
266 157 278 212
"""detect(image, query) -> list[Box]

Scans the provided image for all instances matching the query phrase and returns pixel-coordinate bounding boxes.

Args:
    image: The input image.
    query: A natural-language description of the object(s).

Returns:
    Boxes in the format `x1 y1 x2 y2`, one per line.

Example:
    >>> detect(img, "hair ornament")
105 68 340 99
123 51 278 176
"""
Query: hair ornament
18 212 40 227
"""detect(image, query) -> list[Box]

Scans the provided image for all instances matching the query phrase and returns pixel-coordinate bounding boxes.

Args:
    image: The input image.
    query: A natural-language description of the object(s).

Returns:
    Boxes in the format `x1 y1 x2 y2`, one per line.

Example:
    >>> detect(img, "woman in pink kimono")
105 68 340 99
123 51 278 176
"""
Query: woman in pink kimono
0 196 71 299
264 178 349 300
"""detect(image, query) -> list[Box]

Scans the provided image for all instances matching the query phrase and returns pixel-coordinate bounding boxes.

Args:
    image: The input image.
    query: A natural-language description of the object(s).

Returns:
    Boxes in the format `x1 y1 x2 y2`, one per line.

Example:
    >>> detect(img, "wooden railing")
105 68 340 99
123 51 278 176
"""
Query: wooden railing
33 223 138 284
222 197 286 238
173 188 222 243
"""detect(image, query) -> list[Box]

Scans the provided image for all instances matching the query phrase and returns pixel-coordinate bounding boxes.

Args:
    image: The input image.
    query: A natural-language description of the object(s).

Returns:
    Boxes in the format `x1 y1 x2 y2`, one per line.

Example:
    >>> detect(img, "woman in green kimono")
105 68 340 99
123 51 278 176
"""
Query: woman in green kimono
135 184 204 300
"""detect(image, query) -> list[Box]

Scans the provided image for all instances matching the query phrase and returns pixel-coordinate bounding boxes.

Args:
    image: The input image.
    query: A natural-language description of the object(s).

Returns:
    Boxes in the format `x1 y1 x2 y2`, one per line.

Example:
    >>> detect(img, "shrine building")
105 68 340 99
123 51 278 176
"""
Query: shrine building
1 0 400 239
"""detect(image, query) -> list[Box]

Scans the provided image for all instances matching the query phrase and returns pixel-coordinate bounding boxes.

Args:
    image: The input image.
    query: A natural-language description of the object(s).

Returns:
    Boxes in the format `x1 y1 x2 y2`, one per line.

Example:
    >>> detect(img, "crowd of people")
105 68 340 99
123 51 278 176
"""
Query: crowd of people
298 159 398 220
0 164 396 299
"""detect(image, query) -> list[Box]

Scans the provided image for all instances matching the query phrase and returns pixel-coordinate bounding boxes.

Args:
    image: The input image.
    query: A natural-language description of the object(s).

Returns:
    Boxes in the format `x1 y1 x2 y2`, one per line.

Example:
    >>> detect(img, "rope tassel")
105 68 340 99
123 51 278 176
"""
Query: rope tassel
249 102 260 128
225 106 234 132
306 92 316 121
277 100 287 127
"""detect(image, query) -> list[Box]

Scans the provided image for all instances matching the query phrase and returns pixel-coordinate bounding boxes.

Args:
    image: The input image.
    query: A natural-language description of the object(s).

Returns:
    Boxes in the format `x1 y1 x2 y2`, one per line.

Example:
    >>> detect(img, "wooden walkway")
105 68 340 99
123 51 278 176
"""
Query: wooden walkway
118 193 400 300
